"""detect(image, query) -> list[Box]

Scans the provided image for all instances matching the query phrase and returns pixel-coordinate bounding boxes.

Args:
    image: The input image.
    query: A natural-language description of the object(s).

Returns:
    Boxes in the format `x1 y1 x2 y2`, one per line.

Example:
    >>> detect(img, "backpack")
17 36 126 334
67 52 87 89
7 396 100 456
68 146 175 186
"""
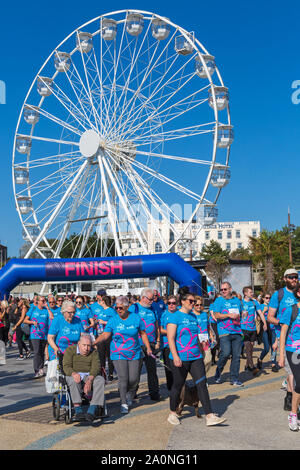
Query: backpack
275 288 285 318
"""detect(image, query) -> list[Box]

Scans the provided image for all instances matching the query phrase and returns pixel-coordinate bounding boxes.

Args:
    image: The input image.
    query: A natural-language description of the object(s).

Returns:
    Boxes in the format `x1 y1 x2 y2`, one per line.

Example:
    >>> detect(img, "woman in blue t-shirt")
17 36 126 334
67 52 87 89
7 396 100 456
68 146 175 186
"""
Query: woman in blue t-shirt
257 293 279 372
93 295 152 415
166 287 226 427
279 282 300 431
24 295 50 378
160 295 178 391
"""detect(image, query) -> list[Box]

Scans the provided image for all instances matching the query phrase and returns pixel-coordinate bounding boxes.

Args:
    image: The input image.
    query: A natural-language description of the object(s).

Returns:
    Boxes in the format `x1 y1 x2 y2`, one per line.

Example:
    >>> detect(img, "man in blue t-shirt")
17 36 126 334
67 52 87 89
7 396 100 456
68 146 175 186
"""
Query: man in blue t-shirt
151 290 166 323
128 288 160 401
213 282 243 386
268 268 298 411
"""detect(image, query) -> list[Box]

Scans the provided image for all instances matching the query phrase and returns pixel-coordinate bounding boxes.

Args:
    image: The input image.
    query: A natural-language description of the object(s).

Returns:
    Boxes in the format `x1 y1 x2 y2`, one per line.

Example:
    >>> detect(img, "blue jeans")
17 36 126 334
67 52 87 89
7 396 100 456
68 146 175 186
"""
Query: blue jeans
216 334 243 382
260 328 277 364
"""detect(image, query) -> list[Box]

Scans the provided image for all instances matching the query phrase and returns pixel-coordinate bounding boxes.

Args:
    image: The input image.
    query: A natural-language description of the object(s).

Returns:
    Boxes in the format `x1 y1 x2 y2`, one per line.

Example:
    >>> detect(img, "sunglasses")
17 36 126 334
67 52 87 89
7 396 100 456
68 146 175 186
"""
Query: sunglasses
145 296 154 301
287 275 298 280
167 301 177 305
195 303 203 307
116 306 125 310
264 296 270 299
220 288 229 292
186 299 196 304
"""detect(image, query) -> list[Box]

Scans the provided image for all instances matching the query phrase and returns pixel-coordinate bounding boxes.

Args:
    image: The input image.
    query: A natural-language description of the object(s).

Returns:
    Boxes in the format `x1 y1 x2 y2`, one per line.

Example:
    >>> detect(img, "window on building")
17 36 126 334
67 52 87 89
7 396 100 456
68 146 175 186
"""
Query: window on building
236 230 241 239
226 243 231 251
252 229 257 238
227 230 232 239
217 231 222 240
155 242 162 253
237 242 243 249
205 231 210 240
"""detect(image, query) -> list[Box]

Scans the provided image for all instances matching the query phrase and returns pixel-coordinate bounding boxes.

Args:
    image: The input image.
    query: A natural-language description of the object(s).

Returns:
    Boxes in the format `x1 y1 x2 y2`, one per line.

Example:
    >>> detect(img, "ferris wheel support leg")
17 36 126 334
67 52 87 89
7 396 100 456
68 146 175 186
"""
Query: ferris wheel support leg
54 161 91 257
24 160 88 259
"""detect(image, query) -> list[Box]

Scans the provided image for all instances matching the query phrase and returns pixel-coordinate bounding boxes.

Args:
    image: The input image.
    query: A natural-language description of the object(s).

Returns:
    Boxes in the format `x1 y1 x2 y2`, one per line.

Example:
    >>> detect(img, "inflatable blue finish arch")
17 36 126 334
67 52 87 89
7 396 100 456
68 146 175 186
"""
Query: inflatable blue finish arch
0 253 202 299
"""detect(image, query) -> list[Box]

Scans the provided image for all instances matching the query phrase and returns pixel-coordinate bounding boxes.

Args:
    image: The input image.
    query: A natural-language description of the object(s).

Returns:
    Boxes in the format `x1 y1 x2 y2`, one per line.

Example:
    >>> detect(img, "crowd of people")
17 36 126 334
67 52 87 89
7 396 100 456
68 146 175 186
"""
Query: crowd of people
1 268 300 431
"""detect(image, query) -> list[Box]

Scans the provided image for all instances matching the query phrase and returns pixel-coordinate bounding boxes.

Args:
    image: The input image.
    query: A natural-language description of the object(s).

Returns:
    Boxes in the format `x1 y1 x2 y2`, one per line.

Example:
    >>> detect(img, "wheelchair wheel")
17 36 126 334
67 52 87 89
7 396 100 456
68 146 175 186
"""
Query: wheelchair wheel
64 391 72 424
52 393 60 421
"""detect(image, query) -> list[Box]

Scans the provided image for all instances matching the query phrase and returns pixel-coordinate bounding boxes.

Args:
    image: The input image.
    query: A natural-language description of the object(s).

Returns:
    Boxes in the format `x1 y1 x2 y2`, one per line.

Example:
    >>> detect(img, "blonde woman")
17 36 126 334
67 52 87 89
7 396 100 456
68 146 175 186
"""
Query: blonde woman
12 299 31 360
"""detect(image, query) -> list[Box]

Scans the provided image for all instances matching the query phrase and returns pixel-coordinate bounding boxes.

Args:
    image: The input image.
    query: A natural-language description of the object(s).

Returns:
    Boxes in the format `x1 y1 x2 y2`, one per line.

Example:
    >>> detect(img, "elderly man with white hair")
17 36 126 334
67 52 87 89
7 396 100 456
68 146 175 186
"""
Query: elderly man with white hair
63 333 105 423
128 288 161 401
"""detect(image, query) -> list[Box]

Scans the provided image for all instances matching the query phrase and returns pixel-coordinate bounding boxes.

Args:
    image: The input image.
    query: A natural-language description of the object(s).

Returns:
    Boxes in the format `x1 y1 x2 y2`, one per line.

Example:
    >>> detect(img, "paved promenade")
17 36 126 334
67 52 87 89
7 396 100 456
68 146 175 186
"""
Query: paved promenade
0 344 299 450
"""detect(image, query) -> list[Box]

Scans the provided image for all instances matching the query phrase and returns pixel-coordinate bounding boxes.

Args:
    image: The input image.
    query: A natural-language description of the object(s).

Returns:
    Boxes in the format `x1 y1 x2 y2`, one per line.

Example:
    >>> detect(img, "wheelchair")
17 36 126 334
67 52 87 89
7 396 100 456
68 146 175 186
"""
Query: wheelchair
52 353 108 424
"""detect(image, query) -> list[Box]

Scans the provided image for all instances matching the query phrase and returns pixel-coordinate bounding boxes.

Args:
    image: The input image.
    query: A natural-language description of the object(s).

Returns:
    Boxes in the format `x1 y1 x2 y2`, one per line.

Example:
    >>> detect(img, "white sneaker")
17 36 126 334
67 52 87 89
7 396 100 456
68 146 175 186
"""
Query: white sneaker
167 413 181 425
288 413 298 432
121 404 129 414
206 413 227 426
126 392 133 407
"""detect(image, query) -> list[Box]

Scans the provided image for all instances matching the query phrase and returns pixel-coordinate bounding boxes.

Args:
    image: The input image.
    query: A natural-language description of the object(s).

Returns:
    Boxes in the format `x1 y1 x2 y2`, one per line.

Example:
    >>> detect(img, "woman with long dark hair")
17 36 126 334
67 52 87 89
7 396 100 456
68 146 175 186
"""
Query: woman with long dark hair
166 286 226 426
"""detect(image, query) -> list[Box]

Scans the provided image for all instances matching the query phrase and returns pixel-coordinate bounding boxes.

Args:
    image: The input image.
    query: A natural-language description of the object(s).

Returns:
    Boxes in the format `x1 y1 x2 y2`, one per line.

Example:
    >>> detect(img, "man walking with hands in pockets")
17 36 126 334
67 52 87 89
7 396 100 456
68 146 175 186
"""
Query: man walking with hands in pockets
213 282 244 386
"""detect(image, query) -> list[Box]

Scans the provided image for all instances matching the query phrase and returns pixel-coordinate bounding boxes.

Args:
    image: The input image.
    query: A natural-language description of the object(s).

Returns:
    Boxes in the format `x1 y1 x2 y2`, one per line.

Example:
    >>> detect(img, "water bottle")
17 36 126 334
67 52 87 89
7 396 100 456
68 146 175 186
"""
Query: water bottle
0 340 6 365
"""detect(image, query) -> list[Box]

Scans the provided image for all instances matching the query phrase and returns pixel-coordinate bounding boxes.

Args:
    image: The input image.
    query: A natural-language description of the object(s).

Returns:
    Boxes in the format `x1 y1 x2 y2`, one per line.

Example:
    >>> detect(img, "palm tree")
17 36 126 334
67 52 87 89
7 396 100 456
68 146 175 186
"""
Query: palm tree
248 230 289 293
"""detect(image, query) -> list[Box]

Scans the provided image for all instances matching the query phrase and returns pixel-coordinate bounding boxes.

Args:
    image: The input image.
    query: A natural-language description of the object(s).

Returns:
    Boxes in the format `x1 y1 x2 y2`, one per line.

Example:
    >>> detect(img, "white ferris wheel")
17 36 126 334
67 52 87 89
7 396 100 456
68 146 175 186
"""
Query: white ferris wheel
13 9 233 263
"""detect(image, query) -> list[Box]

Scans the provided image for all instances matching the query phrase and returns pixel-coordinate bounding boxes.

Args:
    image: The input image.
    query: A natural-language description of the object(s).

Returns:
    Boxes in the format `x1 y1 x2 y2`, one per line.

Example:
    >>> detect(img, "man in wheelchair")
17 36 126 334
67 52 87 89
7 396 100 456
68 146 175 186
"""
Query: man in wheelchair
63 333 105 423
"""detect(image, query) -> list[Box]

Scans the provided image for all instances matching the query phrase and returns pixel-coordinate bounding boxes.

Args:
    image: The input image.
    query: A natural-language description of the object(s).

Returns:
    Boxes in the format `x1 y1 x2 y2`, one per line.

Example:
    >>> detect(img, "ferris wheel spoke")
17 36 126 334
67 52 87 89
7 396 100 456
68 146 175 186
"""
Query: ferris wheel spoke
114 158 169 251
105 21 152 137
75 35 103 132
121 77 208 141
110 40 160 135
18 134 80 147
123 159 183 233
133 148 216 166
102 155 148 253
61 62 100 132
24 160 89 258
133 123 215 148
124 155 202 202
118 52 197 137
48 78 97 132
14 150 82 169
97 154 122 256
53 160 92 257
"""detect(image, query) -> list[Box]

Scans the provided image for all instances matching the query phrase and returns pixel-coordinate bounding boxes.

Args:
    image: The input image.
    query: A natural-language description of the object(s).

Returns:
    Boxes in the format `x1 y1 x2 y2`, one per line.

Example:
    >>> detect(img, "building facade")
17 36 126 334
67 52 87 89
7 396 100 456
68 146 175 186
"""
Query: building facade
147 220 261 260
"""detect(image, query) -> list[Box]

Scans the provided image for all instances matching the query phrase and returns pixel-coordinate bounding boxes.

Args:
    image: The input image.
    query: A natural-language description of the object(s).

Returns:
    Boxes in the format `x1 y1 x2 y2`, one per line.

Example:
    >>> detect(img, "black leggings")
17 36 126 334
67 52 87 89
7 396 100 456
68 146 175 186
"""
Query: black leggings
170 357 212 415
15 326 28 356
286 350 300 394
162 347 173 391
98 339 114 377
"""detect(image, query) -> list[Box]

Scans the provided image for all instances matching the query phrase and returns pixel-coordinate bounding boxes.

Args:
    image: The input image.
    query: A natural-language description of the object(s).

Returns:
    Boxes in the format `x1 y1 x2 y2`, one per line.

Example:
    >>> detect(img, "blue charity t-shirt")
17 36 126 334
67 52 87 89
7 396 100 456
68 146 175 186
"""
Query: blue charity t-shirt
48 315 85 360
48 306 61 328
167 310 202 361
194 311 209 337
152 299 166 323
104 313 145 361
241 300 259 332
75 306 92 331
128 303 158 345
260 303 275 330
213 296 243 337
27 306 49 340
269 287 297 339
160 309 175 348
280 305 300 353
209 301 217 324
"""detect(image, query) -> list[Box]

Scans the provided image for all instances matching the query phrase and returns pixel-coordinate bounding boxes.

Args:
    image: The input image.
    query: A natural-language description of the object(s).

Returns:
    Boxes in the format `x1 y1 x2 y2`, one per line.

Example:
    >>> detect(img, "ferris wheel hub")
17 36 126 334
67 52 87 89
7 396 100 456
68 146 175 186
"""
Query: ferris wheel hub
79 129 101 158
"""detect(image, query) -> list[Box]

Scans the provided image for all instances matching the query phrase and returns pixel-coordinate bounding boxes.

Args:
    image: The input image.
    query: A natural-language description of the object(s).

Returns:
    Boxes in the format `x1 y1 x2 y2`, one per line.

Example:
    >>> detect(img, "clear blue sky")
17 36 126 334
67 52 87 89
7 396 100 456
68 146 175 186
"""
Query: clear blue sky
0 0 299 257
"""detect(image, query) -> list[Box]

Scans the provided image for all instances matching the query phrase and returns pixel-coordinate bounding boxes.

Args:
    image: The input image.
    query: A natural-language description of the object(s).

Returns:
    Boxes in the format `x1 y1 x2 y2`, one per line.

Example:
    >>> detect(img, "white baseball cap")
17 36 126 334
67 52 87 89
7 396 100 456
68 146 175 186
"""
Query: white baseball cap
284 268 298 277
